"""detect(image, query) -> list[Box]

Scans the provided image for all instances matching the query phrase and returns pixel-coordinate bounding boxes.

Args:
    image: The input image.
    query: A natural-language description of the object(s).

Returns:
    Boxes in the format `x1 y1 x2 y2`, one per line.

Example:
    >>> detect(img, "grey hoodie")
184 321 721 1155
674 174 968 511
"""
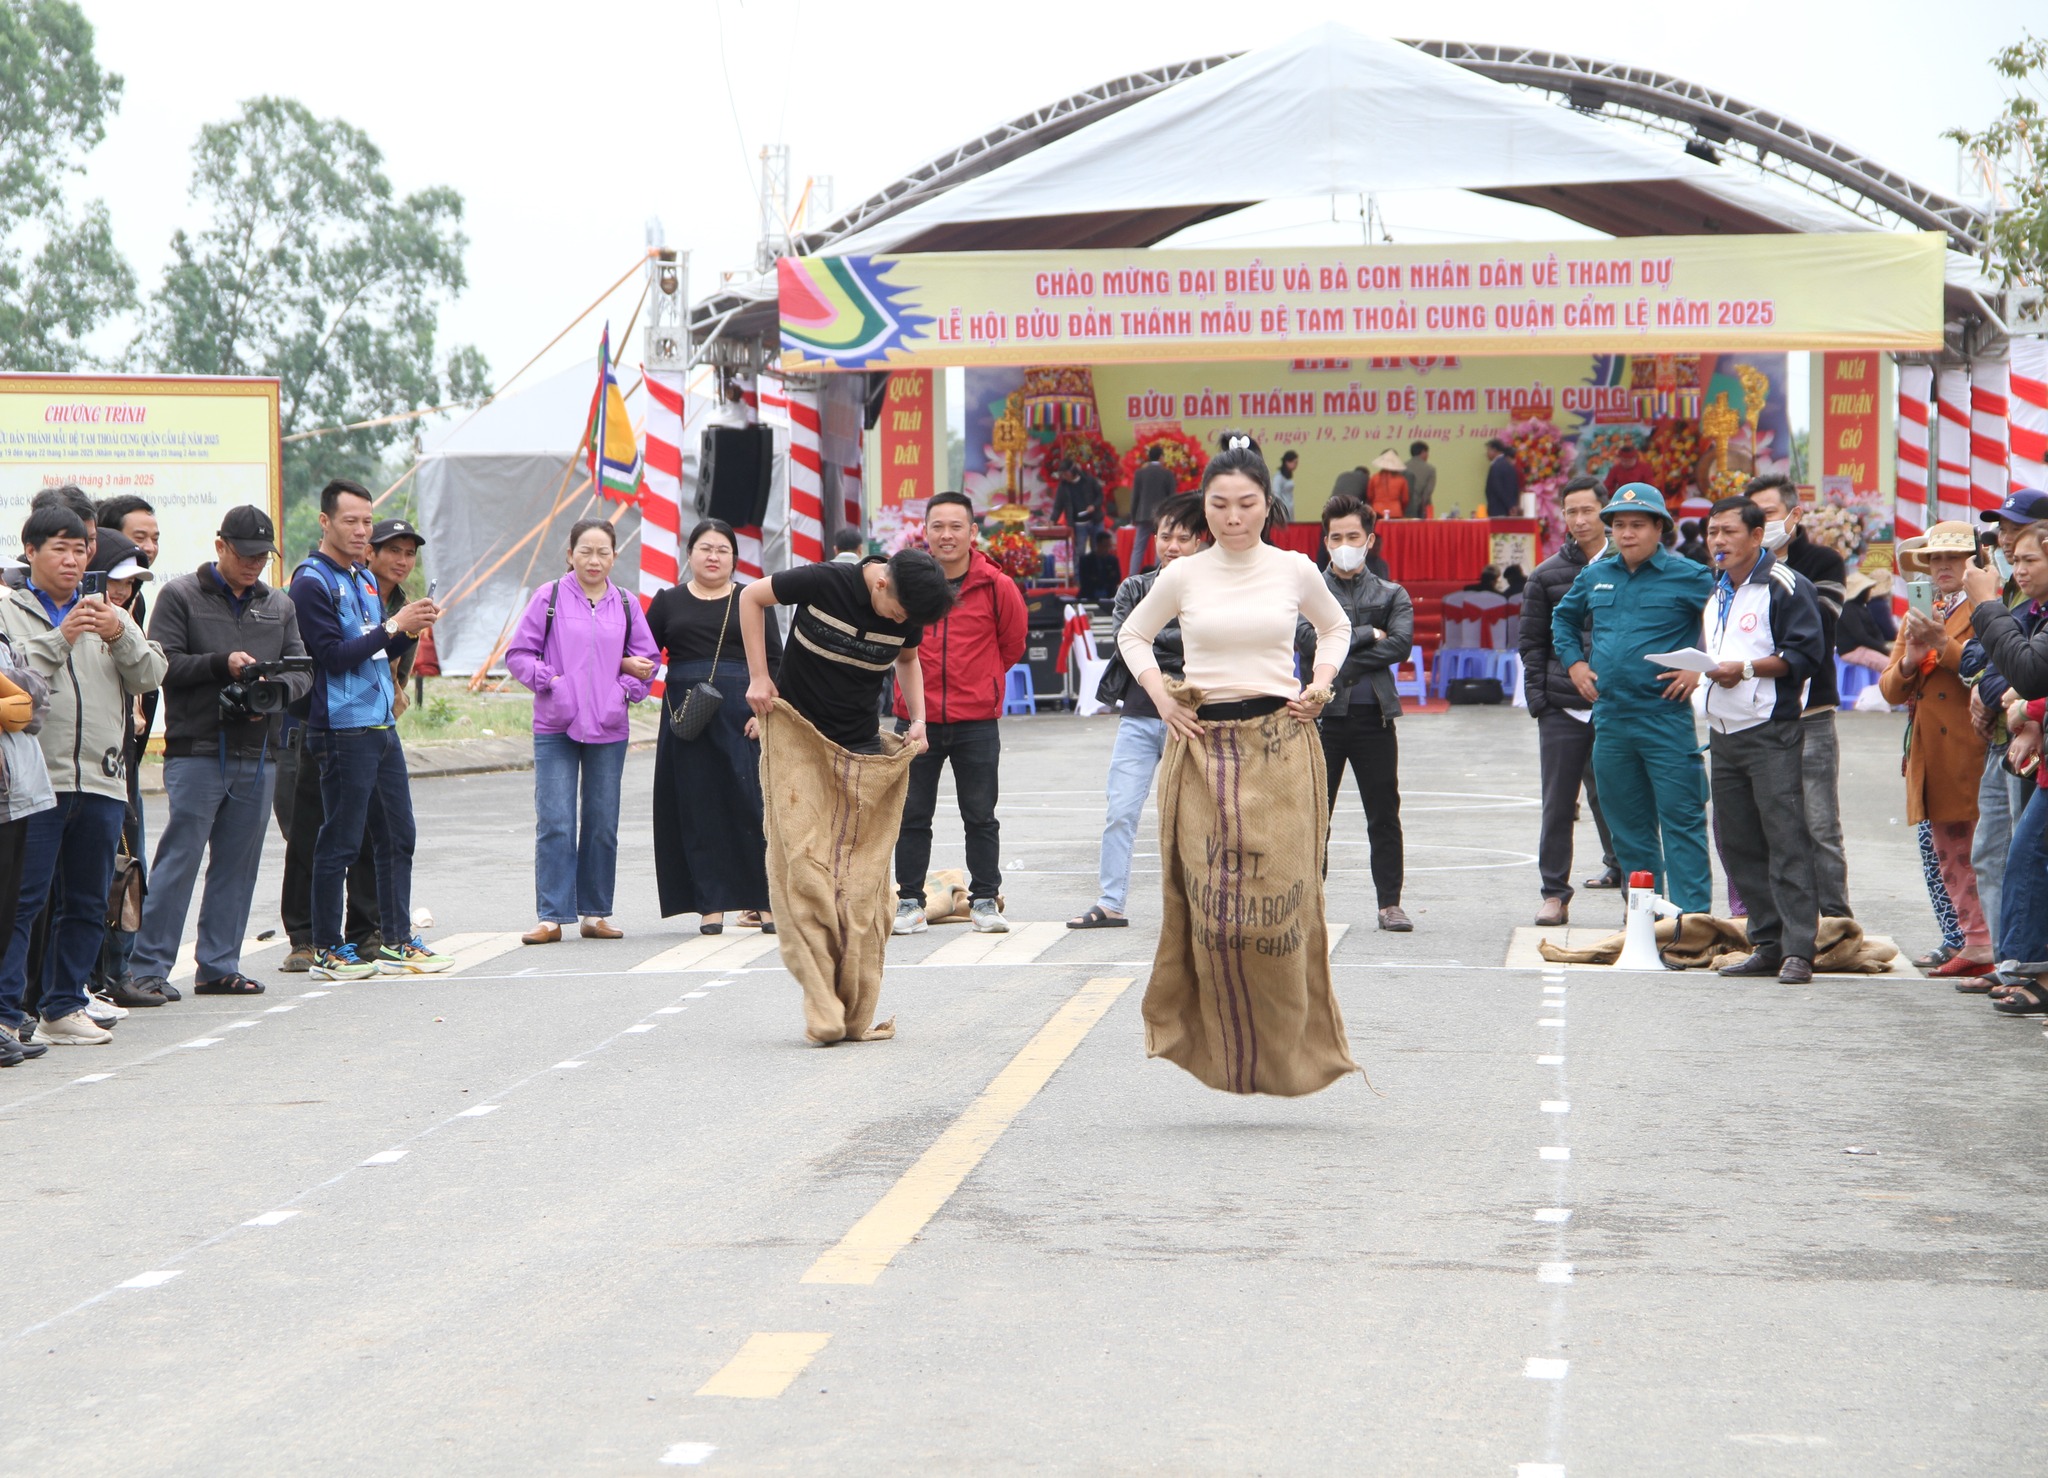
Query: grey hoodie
0 584 167 800
0 631 54 826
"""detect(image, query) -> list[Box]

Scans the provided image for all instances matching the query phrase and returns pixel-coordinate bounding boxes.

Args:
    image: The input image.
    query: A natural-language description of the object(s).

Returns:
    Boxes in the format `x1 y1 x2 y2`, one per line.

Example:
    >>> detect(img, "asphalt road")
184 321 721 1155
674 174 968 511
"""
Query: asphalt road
3 705 2043 1477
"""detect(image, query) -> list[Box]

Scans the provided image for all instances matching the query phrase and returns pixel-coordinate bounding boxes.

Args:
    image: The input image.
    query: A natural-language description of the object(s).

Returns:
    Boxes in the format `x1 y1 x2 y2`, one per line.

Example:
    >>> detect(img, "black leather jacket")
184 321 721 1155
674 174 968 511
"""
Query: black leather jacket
1520 537 1601 719
1095 571 1184 707
1296 567 1413 717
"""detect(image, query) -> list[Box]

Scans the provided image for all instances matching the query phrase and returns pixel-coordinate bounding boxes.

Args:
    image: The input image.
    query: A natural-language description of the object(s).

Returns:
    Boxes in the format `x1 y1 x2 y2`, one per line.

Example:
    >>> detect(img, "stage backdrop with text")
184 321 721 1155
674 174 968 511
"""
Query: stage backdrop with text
967 352 1794 522
0 375 282 576
781 234 1945 371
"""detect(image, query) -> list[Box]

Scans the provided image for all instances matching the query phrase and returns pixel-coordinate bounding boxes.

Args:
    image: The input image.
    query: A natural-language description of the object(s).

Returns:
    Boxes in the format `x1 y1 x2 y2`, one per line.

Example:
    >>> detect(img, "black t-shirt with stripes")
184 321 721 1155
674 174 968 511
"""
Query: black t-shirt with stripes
769 557 922 749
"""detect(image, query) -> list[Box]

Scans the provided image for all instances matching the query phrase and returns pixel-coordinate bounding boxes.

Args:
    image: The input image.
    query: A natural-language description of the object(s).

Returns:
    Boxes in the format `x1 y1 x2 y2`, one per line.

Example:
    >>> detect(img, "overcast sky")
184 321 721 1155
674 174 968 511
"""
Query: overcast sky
72 0 2033 418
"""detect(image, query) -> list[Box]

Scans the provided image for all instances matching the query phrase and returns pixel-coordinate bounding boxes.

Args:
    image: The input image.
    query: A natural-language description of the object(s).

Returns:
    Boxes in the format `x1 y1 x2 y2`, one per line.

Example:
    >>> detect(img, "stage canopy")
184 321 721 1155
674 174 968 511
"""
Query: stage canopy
416 357 644 675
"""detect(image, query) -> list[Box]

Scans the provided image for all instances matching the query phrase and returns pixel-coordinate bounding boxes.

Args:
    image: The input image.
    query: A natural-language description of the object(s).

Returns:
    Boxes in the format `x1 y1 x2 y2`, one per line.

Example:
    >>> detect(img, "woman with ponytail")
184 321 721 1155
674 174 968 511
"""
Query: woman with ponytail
1115 433 1360 1097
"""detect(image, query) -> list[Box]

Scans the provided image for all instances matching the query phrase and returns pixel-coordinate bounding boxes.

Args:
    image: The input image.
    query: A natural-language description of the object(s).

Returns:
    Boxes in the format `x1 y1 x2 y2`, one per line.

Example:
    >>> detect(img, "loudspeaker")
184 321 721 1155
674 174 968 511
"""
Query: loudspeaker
698 425 774 526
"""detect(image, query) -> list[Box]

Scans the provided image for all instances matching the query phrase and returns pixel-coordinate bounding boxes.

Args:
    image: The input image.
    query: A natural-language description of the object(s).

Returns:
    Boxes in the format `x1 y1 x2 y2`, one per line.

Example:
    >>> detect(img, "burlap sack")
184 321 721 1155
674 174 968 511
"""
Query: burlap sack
1146 696 1361 1096
759 701 916 1043
919 869 1004 924
1539 914 1900 974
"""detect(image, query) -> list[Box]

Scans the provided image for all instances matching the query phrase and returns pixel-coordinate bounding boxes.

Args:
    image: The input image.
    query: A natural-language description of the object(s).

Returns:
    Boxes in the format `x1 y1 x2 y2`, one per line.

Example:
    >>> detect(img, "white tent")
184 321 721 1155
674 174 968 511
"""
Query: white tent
829 23 1878 255
416 357 645 674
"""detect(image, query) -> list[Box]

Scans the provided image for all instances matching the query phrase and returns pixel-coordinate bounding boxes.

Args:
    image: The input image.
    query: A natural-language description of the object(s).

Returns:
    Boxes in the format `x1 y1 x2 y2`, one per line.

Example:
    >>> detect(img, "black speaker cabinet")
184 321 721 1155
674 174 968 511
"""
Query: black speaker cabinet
698 425 774 526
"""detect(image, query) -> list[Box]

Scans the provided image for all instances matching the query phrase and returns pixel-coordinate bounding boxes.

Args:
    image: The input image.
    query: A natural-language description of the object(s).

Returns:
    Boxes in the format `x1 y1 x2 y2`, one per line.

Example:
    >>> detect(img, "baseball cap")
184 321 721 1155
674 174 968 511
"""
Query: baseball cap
1980 487 2048 526
218 505 279 557
88 529 152 583
371 517 426 548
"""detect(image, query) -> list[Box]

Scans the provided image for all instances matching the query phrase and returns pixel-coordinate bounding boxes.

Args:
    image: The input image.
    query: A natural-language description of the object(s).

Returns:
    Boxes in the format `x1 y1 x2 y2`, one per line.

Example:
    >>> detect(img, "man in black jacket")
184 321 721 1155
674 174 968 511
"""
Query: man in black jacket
1310 495 1417 932
1746 475 1853 920
1484 438 1522 517
1051 460 1105 573
1520 477 1619 924
125 507 311 999
1128 446 1177 572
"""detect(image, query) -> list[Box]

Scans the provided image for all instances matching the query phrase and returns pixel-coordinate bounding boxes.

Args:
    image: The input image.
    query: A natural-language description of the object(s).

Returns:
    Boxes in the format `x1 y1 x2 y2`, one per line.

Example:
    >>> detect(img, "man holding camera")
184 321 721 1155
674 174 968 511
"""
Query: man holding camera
0 501 166 1046
124 507 312 1000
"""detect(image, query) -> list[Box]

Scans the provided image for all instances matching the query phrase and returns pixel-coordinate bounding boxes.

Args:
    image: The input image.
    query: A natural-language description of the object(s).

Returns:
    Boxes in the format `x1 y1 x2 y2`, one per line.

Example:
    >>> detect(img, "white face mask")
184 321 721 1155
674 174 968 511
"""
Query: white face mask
1329 544 1368 573
1762 520 1790 552
1995 549 2014 581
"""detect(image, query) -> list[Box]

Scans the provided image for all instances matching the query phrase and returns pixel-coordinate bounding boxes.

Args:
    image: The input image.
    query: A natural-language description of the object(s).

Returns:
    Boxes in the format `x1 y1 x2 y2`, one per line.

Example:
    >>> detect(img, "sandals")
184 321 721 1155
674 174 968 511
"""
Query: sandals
1913 944 1958 969
1991 983 2048 1016
194 973 265 996
1067 906 1128 930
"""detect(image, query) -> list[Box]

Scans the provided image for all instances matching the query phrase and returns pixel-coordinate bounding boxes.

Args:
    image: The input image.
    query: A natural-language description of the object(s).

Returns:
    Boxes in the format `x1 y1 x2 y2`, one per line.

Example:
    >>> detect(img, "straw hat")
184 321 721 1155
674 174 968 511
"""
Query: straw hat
1373 449 1406 473
1895 520 1978 574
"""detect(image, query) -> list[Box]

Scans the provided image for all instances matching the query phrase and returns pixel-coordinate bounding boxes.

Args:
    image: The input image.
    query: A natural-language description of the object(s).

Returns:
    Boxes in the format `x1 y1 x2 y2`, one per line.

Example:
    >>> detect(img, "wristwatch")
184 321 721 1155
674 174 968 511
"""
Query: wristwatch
1741 659 1756 681
383 617 400 639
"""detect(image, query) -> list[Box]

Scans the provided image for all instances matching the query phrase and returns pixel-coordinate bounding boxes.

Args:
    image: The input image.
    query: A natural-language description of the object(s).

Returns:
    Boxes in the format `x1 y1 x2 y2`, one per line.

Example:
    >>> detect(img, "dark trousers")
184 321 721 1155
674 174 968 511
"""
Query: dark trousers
0 818 28 976
275 735 378 951
309 727 415 949
1536 711 1618 901
1321 710 1403 909
894 719 1003 902
0 793 124 1030
1710 721 1819 960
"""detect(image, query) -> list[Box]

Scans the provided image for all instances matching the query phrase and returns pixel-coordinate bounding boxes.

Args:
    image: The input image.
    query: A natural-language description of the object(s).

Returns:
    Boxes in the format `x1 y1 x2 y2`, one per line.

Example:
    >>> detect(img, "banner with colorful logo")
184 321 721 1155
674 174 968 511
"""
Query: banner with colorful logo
780 234 1945 372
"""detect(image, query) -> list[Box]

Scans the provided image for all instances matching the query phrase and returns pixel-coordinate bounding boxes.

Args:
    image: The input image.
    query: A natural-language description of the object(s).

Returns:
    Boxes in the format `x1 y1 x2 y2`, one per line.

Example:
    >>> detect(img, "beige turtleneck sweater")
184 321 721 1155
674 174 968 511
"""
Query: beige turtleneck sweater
1117 541 1350 703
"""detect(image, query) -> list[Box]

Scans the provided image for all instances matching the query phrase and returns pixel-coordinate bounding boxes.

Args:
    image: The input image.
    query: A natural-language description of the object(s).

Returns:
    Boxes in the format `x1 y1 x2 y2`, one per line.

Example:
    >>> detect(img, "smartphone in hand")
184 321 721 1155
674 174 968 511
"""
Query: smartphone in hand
78 571 107 599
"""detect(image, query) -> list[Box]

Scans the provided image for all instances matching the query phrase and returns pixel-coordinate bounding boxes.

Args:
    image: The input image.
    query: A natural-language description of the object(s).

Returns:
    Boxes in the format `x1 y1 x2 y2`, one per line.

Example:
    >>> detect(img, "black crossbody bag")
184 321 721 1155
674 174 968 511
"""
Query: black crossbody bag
667 592 730 741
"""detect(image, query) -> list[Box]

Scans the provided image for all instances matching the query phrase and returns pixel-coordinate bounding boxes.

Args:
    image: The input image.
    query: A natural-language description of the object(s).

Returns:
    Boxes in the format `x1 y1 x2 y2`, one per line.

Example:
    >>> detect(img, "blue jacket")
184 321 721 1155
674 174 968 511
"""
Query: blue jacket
289 551 413 730
1551 544 1714 712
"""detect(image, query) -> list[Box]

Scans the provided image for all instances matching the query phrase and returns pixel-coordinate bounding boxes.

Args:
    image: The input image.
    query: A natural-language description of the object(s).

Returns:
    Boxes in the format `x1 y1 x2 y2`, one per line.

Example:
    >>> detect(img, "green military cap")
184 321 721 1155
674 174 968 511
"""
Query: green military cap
1600 481 1675 525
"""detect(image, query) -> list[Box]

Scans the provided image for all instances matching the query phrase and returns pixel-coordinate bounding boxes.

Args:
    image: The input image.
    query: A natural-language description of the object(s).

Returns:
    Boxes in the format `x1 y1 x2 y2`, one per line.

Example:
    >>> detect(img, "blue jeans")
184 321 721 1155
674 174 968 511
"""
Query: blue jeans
1096 716 1166 914
310 727 415 949
1999 787 2047 973
0 792 125 1029
131 753 277 982
533 733 627 923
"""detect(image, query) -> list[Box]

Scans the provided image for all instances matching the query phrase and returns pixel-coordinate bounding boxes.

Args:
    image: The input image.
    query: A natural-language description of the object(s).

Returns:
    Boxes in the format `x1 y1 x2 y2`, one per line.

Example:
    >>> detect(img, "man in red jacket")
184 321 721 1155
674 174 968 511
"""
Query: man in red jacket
893 491 1028 934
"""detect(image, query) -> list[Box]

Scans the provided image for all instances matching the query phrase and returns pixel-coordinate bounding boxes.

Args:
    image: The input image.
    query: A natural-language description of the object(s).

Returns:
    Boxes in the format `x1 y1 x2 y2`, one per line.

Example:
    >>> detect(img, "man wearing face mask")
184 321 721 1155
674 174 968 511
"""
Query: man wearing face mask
1304 494 1416 932
1744 475 1852 922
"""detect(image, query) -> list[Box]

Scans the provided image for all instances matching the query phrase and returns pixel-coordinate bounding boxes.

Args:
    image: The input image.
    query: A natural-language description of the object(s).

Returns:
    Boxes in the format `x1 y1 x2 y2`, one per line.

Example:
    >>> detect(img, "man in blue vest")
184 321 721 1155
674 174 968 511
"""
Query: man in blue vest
1551 483 1715 933
290 480 449 981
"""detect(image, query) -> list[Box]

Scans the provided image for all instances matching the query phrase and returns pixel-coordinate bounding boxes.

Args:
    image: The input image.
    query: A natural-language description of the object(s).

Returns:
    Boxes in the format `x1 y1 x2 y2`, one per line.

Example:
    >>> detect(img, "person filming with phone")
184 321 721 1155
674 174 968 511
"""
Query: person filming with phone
0 499 167 1049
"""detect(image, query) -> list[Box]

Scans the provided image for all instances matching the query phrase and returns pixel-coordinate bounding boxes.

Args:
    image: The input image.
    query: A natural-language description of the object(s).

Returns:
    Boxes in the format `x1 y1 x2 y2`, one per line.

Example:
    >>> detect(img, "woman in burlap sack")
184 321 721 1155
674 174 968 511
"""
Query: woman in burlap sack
1116 434 1359 1096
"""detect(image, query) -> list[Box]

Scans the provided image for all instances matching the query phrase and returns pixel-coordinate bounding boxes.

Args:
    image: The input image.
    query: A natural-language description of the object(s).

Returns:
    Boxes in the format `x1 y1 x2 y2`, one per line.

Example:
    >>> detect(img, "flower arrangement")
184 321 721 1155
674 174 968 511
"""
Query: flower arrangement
1510 418 1564 489
1117 423 1208 493
1581 429 1640 480
1050 428 1124 492
1643 422 1701 499
984 527 1041 582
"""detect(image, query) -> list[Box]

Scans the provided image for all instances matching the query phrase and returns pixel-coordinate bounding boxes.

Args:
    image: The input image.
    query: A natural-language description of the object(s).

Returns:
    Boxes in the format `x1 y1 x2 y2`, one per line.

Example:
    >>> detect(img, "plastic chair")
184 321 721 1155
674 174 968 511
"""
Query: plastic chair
1431 647 1499 696
1393 649 1428 705
1002 663 1037 716
1836 657 1879 710
1500 650 1526 706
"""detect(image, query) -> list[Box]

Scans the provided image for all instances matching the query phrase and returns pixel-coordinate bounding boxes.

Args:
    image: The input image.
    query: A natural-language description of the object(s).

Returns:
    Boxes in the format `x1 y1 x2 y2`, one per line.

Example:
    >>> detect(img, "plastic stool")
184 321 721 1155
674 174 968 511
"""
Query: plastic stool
1393 649 1428 704
1836 657 1878 710
1002 663 1038 716
1431 647 1498 697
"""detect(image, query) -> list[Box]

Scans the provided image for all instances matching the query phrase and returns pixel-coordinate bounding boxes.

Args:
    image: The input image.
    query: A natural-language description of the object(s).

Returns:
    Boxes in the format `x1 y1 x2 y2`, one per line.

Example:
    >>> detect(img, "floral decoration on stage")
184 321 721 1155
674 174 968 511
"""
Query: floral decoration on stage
1510 417 1568 552
1117 423 1207 494
1642 422 1701 499
1050 428 1124 492
1580 429 1639 480
983 527 1042 582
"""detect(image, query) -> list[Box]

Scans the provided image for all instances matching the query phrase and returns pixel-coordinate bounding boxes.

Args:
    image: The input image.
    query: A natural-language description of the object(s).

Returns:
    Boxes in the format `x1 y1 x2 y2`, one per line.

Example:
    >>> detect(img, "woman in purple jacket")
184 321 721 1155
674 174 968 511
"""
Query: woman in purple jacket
507 520 659 944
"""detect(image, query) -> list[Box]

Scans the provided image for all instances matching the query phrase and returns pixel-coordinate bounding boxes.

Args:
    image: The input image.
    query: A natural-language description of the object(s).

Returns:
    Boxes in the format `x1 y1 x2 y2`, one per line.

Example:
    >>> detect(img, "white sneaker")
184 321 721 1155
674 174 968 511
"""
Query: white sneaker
86 992 126 1024
892 900 928 935
40 1011 112 1045
969 899 1010 934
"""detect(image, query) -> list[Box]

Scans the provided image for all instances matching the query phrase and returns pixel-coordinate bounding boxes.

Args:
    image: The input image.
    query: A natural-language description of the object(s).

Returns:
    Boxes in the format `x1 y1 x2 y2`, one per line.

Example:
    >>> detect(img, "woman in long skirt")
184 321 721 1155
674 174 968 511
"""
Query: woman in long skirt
648 519 782 933
1116 433 1357 1097
506 519 660 943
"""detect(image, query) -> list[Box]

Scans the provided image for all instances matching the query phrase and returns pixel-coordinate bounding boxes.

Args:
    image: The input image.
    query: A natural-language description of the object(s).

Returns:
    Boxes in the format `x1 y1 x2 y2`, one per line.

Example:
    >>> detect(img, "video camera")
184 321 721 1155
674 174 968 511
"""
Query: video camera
220 657 314 721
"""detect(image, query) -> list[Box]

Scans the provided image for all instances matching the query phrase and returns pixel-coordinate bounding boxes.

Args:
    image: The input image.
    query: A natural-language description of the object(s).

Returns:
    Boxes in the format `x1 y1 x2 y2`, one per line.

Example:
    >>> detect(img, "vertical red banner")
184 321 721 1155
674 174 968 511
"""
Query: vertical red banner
877 370 935 514
1820 352 1880 500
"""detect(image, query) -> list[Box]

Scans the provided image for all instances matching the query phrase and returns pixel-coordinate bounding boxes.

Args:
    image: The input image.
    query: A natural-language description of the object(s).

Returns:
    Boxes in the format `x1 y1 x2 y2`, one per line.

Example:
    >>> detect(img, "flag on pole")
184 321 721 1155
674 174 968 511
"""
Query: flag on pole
586 325 642 502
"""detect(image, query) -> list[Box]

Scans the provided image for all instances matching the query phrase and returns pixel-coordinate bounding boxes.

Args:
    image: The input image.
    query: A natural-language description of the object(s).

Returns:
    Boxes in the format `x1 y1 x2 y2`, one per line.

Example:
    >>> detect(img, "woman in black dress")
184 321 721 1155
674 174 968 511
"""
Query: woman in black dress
648 520 782 933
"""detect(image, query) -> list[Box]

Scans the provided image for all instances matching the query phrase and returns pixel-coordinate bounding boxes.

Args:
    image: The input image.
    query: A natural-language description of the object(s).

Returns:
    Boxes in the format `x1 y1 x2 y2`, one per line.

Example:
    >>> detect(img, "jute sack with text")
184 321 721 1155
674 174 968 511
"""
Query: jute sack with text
1147 693 1361 1096
1538 915 1900 973
759 700 915 1043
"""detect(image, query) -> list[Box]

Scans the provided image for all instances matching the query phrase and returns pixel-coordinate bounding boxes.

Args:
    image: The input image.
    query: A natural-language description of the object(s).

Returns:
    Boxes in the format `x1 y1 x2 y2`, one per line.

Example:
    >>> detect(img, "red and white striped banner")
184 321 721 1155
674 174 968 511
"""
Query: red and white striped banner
1935 366 1973 525
640 369 686 602
1896 363 1932 618
842 456 863 537
1970 357 2009 513
787 387 825 566
733 373 769 580
2012 339 2048 495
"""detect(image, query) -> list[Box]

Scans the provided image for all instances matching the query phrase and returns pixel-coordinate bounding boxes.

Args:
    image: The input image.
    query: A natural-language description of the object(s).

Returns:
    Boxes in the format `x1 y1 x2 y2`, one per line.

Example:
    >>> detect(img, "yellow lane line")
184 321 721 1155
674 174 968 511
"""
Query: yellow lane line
800 975 1134 1286
696 1332 832 1398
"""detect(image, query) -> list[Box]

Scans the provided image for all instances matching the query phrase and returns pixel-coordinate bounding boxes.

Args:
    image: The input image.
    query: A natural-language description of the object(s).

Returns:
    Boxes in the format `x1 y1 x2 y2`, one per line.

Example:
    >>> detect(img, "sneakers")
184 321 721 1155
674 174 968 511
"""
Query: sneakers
310 945 378 981
278 946 316 973
969 899 1009 934
892 900 929 936
85 992 126 1025
40 1010 112 1045
377 937 454 975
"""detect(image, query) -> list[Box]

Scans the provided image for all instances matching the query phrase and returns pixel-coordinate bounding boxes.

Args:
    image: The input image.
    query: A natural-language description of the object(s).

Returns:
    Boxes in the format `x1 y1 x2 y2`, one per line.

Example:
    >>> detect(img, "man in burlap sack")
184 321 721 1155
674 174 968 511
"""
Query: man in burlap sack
740 548 954 1044
1117 434 1360 1097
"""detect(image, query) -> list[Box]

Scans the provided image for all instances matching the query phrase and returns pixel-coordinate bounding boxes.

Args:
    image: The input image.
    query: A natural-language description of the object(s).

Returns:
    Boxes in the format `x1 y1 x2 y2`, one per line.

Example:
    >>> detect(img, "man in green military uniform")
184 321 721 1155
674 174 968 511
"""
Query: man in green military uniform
1551 483 1715 919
